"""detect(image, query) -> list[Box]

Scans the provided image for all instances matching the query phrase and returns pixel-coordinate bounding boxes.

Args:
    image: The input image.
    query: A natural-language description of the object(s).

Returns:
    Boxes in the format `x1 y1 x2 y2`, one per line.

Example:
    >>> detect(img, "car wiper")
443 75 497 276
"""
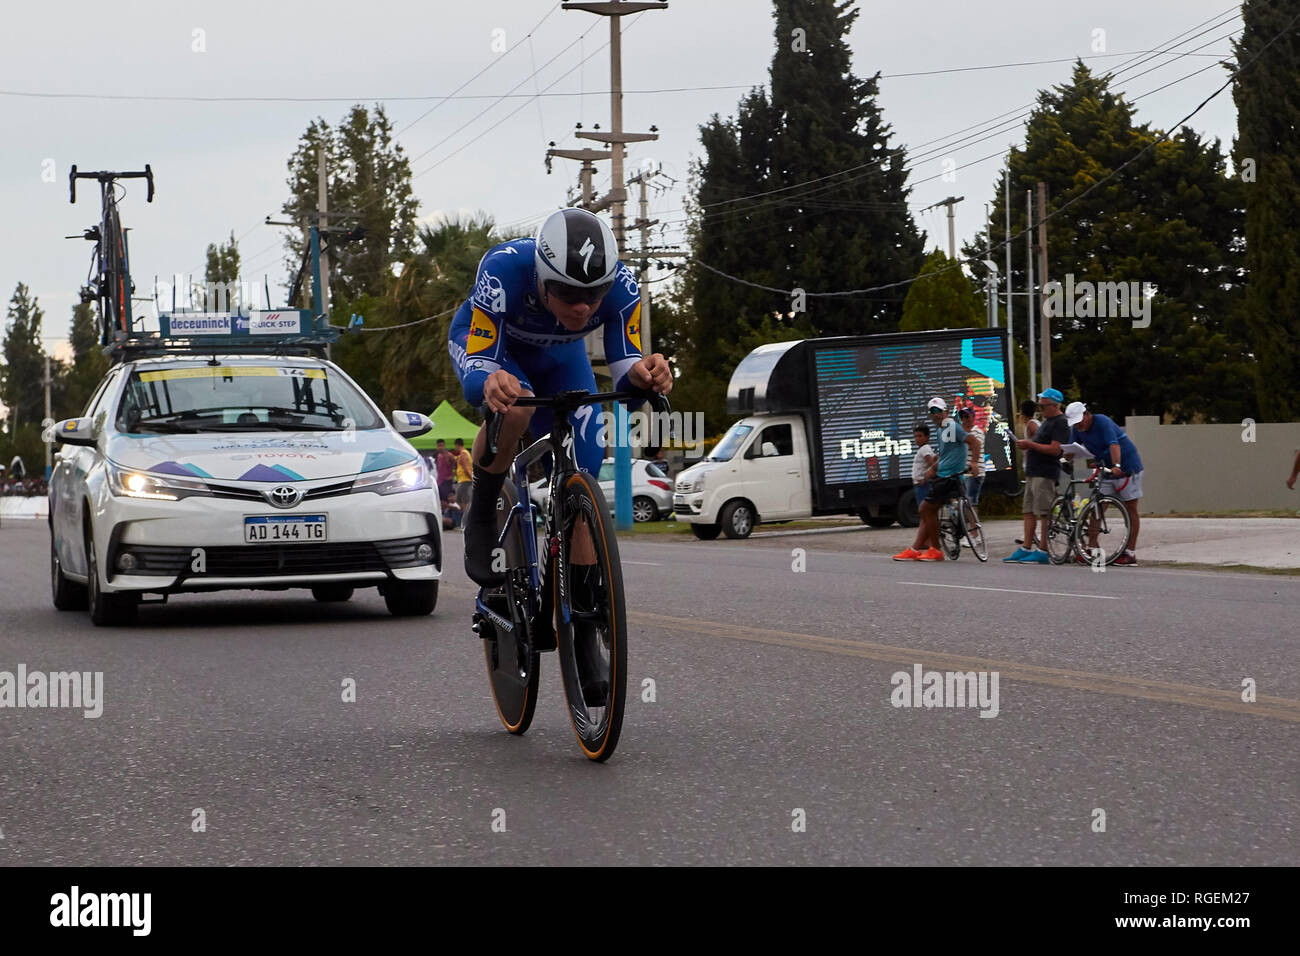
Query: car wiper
129 420 203 433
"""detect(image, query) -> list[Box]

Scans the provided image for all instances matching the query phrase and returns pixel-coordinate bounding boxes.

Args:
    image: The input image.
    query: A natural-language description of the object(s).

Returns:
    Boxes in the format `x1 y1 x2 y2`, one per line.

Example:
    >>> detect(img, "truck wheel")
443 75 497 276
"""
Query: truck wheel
896 488 921 528
860 512 895 528
720 500 756 539
690 522 722 540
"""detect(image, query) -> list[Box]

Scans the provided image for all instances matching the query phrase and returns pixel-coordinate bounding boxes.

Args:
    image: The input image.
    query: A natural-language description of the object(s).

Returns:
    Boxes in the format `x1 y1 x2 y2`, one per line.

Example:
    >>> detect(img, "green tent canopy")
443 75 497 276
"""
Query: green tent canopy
408 400 481 450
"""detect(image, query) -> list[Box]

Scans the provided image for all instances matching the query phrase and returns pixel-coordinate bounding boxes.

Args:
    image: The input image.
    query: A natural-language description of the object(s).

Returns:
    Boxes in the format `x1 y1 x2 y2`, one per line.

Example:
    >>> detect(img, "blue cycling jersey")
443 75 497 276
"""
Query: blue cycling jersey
448 238 644 404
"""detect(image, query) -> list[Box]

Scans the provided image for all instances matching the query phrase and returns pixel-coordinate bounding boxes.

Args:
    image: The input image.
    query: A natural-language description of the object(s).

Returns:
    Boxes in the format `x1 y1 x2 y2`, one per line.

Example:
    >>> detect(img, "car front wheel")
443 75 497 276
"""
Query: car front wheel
85 522 137 627
382 580 437 617
51 535 88 610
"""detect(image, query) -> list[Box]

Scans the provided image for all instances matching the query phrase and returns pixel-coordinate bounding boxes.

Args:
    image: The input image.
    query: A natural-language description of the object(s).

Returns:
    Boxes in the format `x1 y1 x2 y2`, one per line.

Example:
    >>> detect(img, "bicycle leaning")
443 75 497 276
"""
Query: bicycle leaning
1043 463 1132 567
937 476 988 562
471 388 670 762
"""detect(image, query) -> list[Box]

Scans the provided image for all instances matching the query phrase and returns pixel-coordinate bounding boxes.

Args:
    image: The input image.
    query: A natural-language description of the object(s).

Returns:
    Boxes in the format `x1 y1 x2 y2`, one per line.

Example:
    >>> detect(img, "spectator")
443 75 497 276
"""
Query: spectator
648 448 671 480
434 439 455 501
1288 448 1300 490
1005 388 1069 564
958 407 984 505
453 437 474 513
910 423 936 509
1065 401 1144 566
894 398 980 562
441 491 463 531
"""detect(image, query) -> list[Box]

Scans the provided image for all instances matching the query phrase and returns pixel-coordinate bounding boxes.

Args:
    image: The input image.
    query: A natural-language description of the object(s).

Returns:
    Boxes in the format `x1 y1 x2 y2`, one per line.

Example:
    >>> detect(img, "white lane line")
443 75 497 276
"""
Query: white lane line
901 582 1120 599
623 561 663 566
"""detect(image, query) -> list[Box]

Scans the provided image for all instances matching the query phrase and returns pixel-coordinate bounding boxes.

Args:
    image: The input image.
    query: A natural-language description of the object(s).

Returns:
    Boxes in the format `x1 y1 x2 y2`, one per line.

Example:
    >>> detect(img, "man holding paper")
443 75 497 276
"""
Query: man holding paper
1064 402 1144 566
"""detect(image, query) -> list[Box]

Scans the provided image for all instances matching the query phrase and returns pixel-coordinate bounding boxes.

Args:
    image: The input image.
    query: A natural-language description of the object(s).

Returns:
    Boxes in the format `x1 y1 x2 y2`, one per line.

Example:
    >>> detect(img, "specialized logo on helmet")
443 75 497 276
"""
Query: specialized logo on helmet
266 485 303 509
467 308 498 355
539 237 556 261
578 237 596 275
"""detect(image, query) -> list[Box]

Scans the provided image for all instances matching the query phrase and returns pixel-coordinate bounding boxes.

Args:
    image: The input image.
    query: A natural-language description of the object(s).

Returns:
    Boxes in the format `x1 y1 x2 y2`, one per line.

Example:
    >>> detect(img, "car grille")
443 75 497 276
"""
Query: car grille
673 502 694 516
117 534 436 579
206 479 355 503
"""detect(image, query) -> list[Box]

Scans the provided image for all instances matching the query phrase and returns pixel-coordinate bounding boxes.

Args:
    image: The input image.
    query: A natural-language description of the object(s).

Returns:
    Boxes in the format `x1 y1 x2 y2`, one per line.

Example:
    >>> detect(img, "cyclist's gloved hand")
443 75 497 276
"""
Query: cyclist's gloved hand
483 370 523 414
627 353 672 394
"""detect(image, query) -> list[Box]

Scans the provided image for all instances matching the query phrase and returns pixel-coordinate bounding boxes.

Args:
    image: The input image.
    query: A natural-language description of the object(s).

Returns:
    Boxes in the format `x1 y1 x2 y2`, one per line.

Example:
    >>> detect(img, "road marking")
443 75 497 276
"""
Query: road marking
900 582 1119 599
623 561 662 566
632 610 1300 724
751 524 870 539
442 584 1300 722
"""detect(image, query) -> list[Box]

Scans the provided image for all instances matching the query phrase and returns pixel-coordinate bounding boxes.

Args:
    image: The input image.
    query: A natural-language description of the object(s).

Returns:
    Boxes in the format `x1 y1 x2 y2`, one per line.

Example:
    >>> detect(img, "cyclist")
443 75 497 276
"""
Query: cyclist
1064 401 1143 566
448 208 671 588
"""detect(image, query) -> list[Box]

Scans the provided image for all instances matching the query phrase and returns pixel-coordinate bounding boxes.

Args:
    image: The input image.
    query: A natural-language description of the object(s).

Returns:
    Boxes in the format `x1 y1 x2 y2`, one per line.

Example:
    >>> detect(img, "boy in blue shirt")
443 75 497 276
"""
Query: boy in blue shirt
1065 402 1143 565
894 398 981 561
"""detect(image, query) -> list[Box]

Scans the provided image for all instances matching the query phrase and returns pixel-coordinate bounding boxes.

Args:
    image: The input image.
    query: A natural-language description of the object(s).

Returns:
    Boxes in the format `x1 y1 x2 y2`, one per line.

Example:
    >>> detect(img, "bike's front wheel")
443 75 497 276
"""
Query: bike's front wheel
481 479 540 735
1072 496 1132 566
1045 497 1074 565
960 499 988 561
555 470 627 762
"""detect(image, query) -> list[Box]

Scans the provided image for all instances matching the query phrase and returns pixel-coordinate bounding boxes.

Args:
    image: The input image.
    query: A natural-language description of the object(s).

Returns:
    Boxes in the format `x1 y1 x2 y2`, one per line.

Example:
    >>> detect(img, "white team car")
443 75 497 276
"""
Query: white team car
47 353 442 625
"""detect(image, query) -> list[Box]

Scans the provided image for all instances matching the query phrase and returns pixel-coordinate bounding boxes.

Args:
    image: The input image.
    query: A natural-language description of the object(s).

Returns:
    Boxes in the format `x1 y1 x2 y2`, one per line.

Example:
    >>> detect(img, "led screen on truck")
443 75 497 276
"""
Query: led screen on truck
811 332 1017 490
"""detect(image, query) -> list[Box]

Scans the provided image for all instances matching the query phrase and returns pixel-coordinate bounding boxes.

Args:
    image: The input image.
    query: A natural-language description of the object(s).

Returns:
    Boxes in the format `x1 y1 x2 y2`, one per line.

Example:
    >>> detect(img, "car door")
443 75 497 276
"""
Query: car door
741 422 801 520
63 369 121 575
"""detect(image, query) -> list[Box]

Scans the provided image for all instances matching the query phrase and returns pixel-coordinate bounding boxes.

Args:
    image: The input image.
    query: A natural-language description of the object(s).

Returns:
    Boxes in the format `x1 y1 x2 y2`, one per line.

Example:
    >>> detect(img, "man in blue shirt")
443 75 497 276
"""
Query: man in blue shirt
1065 402 1143 566
894 397 981 561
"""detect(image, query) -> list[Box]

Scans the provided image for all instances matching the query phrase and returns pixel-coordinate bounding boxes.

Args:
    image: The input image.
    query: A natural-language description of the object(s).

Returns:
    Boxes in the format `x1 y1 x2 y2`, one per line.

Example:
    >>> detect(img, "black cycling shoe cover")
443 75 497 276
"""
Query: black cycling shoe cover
464 519 506 588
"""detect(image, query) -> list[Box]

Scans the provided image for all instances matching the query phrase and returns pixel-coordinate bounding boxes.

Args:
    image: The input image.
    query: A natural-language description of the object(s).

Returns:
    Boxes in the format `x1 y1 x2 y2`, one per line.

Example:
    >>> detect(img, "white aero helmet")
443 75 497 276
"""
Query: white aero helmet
534 208 619 305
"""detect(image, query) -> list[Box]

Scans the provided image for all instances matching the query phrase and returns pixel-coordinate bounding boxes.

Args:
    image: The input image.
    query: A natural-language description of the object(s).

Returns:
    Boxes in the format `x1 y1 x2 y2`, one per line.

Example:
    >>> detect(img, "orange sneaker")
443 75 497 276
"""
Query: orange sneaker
892 547 923 561
917 547 945 561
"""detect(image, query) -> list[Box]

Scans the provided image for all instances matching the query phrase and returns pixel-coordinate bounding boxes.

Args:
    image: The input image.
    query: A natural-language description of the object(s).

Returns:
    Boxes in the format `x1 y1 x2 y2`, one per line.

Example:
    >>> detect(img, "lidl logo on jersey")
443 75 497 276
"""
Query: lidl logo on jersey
468 308 498 354
625 303 642 352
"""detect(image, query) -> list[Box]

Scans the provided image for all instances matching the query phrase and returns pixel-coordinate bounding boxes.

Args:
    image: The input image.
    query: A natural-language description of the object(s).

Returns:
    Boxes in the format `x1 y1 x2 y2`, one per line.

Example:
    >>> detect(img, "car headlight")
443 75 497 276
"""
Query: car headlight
107 462 210 501
353 459 431 496
689 474 705 493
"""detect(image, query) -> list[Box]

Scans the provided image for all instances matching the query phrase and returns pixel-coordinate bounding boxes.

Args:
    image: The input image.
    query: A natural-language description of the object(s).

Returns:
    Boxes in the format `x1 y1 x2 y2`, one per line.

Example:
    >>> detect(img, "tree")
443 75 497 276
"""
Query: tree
965 62 1250 422
677 0 922 429
197 231 241 311
1233 0 1300 421
331 215 498 415
282 106 418 314
1 283 47 434
61 302 108 417
899 250 985 332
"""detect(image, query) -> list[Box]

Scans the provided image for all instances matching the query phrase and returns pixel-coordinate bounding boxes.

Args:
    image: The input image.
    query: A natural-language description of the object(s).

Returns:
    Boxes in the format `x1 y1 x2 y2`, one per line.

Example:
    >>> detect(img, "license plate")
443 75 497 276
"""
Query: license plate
244 515 327 543
673 493 685 504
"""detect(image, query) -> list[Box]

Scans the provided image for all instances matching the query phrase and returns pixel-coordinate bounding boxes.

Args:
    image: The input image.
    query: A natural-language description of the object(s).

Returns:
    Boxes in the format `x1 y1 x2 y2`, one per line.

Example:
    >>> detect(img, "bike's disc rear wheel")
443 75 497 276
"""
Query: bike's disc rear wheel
1072 496 1132 567
960 499 988 562
482 479 540 735
1045 499 1074 565
555 470 627 762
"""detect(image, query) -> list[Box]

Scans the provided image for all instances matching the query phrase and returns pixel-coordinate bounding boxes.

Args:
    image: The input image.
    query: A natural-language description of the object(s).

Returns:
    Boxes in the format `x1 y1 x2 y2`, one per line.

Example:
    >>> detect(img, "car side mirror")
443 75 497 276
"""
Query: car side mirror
392 410 432 438
49 418 96 447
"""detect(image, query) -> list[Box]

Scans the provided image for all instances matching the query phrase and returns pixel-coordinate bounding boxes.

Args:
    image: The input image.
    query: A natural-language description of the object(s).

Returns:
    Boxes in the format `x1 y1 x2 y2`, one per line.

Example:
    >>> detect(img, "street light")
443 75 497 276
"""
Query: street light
981 260 999 329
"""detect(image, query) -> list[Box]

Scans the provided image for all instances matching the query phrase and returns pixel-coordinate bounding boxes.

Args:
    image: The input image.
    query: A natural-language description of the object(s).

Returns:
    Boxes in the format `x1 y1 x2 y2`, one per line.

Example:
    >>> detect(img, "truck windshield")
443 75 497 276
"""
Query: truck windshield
706 423 753 462
114 364 383 434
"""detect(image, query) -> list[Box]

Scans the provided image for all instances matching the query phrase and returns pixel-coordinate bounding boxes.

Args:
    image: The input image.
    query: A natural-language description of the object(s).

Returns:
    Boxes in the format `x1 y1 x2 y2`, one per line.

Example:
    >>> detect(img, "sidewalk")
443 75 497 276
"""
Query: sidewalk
747 515 1300 571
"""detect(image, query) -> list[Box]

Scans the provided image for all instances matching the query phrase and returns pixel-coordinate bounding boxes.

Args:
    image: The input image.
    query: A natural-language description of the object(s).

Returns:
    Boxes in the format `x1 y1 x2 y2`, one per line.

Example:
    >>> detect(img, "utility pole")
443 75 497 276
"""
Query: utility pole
317 147 330 321
1035 181 1051 389
1026 189 1036 400
1004 169 1014 410
985 202 997 327
551 1 668 532
922 196 964 259
44 354 52 478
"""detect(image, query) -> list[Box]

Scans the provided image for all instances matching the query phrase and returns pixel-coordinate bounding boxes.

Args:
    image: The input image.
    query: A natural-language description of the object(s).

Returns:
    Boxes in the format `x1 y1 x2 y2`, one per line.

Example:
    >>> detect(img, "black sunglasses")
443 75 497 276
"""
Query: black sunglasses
544 279 613 306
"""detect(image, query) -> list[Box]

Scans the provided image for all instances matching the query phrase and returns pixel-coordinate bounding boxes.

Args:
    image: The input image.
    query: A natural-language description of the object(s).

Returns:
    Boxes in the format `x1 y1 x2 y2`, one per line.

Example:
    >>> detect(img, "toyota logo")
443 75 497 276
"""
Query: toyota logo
266 485 303 509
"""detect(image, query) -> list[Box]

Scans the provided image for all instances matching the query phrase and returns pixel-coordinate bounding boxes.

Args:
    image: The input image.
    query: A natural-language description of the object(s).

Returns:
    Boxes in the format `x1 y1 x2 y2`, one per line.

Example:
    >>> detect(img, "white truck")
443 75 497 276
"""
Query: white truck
673 328 1018 539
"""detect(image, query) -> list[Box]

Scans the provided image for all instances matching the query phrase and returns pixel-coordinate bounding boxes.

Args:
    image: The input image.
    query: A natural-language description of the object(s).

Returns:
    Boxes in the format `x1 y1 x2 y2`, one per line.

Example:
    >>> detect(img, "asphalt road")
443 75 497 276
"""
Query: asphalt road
0 518 1296 865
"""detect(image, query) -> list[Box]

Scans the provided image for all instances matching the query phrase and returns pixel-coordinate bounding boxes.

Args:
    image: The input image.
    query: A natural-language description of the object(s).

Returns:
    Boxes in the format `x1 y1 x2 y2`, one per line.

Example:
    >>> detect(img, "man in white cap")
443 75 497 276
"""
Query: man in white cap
1066 402 1143 565
894 397 981 561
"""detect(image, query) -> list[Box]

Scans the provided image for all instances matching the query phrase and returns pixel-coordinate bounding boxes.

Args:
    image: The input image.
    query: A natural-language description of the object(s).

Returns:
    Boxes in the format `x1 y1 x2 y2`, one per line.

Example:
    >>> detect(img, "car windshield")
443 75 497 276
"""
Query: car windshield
114 364 383 434
706 423 753 462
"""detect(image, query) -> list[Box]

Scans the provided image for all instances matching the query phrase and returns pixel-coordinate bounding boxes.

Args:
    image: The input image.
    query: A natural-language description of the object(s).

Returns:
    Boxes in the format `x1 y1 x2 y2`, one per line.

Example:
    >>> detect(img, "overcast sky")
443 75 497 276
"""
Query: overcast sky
1 0 1243 356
